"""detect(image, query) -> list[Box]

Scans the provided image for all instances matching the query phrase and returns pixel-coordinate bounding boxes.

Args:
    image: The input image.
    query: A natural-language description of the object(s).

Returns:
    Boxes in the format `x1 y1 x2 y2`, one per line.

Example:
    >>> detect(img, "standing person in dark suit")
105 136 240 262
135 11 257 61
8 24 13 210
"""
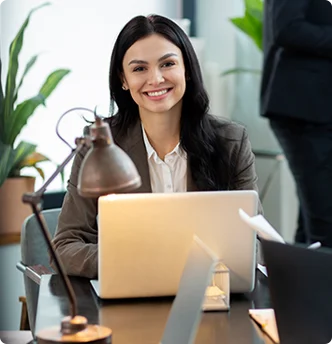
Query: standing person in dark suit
261 0 332 247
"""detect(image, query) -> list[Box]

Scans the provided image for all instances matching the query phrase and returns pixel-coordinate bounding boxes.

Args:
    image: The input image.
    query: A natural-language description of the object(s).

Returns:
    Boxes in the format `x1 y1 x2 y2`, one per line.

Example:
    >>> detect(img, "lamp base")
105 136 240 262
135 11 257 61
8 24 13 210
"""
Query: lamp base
37 325 112 344
36 316 112 344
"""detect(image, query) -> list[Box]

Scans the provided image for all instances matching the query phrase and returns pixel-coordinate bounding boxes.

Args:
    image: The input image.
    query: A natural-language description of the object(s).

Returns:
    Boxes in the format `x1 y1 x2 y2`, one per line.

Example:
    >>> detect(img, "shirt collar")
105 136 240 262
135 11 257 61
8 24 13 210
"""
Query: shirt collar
170 142 187 160
141 123 155 159
141 123 187 160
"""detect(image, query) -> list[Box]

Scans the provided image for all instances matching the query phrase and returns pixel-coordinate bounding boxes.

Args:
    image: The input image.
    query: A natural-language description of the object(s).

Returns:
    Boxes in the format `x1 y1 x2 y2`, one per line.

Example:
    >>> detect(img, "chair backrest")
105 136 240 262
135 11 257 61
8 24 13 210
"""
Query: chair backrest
21 208 61 268
20 208 61 335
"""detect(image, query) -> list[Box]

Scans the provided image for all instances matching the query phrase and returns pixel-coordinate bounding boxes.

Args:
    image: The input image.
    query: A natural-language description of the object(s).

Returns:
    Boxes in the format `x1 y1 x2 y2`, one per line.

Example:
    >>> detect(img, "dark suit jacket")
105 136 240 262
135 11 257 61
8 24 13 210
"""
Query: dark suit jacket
52 115 260 278
261 0 332 123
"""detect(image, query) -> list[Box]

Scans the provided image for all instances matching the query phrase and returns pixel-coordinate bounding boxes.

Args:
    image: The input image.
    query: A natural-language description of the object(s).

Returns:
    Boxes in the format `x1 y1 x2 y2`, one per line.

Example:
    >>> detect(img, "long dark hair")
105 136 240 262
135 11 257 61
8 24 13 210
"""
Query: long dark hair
109 14 232 190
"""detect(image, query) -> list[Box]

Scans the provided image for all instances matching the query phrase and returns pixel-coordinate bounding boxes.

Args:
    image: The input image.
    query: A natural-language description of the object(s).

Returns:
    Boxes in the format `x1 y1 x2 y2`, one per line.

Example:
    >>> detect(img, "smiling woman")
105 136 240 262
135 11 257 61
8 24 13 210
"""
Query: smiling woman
122 34 186 127
51 14 262 279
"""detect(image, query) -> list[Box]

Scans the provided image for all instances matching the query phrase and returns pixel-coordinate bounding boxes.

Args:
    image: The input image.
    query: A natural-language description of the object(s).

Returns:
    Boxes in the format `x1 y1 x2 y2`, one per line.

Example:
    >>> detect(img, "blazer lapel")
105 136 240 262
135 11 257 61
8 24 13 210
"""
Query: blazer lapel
114 119 152 193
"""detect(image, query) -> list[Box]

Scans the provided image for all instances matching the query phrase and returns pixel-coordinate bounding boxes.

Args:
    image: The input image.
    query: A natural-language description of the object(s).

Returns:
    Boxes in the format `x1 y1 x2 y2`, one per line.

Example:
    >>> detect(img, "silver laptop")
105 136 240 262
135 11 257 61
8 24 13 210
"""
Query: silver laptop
91 190 258 298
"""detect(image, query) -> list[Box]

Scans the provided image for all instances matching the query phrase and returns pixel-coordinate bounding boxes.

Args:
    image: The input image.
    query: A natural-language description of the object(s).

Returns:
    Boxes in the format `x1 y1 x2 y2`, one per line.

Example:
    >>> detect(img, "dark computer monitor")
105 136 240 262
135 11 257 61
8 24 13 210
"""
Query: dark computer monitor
261 239 332 344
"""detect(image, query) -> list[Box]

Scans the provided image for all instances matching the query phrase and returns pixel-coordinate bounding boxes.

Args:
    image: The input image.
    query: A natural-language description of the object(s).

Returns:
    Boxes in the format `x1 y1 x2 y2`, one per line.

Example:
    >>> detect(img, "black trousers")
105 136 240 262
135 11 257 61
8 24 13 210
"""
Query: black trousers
269 117 332 248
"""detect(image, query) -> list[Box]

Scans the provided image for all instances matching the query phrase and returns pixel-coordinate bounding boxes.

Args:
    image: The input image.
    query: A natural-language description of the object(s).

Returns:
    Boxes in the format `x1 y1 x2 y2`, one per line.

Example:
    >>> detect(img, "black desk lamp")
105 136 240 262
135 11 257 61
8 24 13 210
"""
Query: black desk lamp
22 107 141 343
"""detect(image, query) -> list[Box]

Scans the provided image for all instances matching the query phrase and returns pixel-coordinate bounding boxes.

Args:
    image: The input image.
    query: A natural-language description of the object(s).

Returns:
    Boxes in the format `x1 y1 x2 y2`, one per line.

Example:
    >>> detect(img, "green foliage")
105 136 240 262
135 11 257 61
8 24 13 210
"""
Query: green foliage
230 0 263 51
221 0 263 77
0 3 70 187
220 67 261 77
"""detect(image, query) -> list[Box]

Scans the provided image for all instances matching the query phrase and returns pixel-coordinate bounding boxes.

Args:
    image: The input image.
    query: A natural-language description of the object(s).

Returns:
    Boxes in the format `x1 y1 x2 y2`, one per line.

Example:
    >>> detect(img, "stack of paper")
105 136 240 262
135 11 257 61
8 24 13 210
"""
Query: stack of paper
238 208 322 249
238 208 286 277
238 209 285 243
249 308 280 343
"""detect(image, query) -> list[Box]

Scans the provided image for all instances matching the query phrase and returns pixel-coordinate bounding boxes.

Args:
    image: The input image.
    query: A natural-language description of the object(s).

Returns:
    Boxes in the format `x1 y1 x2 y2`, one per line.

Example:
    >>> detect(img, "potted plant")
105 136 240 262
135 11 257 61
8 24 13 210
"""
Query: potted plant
221 0 263 76
0 2 70 237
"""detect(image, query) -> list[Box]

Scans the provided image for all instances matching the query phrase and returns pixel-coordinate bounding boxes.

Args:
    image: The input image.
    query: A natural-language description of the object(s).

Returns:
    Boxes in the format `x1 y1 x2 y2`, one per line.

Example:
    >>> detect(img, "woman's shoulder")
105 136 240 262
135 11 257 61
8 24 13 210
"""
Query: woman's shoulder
104 113 121 128
103 114 123 137
206 114 246 140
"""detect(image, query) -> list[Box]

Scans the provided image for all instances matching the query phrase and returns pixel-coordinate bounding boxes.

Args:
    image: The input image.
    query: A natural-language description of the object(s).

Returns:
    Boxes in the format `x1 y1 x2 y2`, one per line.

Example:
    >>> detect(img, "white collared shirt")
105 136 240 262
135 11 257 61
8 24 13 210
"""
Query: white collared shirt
141 124 187 193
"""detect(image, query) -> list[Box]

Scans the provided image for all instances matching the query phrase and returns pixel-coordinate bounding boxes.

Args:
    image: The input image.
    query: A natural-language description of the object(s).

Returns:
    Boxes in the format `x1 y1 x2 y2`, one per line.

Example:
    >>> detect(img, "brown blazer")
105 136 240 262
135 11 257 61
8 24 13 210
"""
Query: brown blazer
52 115 261 278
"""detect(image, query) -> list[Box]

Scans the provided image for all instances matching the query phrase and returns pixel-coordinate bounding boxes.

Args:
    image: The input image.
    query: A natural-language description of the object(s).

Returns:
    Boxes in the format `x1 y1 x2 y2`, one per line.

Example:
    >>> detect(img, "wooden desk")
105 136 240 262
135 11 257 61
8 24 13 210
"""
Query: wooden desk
34 273 274 344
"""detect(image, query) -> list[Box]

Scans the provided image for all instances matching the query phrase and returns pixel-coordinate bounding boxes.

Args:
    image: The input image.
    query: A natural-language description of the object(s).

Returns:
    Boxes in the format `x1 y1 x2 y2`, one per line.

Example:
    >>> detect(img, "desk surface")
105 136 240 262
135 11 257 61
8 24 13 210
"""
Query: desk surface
35 272 274 344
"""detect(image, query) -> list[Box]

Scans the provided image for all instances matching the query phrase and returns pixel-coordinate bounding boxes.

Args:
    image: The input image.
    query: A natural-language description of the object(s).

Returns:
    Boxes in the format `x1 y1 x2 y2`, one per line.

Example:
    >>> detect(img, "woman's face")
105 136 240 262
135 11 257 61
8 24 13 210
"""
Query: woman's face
122 34 186 118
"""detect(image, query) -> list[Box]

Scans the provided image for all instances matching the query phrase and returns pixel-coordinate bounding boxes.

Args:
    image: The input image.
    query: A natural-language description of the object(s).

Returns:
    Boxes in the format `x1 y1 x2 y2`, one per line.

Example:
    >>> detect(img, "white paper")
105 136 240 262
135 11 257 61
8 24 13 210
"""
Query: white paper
257 263 268 277
238 209 285 243
249 308 280 343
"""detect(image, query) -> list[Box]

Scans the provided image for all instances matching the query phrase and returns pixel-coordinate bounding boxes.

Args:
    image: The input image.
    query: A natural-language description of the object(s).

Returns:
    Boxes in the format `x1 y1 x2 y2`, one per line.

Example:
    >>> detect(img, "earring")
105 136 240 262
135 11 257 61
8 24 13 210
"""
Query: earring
122 85 127 90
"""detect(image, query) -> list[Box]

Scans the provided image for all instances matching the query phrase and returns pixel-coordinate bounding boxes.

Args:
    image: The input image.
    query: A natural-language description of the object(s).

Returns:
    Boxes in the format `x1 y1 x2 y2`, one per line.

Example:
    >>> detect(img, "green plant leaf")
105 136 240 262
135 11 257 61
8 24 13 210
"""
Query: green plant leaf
221 67 261 76
230 10 262 51
0 59 3 104
0 142 16 188
246 11 263 51
6 69 70 145
0 2 71 187
229 0 263 52
6 94 44 145
230 16 255 43
15 151 50 181
245 0 263 22
34 166 45 180
9 141 37 177
13 54 39 106
39 69 71 100
18 151 50 168
0 58 4 141
3 2 51 128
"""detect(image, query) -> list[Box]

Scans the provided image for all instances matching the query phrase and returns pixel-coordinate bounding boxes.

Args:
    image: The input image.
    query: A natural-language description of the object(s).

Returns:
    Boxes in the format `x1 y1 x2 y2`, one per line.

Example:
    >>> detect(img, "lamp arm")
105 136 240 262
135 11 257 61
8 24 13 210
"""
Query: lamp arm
34 139 86 198
22 139 87 319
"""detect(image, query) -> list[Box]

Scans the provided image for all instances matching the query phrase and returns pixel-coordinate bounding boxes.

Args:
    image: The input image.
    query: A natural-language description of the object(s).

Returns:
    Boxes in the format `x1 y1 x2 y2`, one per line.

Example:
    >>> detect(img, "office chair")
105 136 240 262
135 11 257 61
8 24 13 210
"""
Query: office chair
16 208 60 334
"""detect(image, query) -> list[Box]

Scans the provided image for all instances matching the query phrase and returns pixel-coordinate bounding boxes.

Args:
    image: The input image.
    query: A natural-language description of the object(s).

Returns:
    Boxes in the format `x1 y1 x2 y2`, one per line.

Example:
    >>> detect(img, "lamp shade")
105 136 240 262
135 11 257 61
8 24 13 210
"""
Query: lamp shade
77 118 141 197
